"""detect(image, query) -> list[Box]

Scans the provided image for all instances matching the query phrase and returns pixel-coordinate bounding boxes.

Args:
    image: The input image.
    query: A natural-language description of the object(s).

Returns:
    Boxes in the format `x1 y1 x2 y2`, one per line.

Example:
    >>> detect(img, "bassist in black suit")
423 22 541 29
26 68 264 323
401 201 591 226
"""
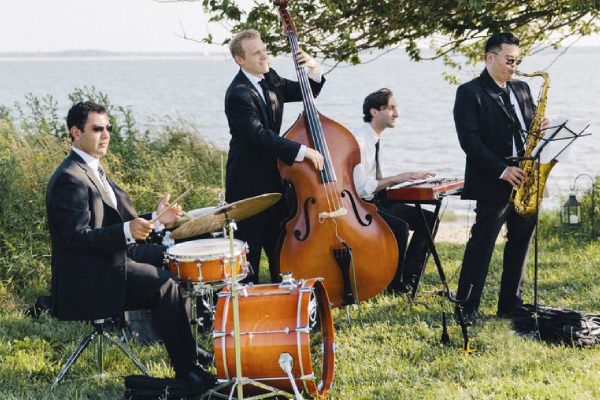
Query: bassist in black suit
453 33 549 325
224 29 325 283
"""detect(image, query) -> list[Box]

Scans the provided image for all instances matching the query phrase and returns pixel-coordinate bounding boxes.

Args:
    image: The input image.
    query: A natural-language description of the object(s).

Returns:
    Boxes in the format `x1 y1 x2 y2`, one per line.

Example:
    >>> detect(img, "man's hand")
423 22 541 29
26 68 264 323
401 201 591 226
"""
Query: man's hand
393 171 436 184
156 193 183 224
130 218 154 240
295 49 318 71
540 117 550 133
501 166 526 189
305 148 324 170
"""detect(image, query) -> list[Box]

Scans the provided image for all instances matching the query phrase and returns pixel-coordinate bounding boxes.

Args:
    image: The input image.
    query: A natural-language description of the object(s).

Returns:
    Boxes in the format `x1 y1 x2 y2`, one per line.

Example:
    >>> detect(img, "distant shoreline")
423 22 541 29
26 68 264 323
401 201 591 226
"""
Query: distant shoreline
0 50 230 62
1 46 598 61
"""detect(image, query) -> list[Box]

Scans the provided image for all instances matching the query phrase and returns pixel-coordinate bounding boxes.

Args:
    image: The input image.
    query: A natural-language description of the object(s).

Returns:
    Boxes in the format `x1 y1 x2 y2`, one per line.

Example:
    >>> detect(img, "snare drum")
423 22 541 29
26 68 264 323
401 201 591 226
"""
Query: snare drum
165 238 248 284
213 278 335 397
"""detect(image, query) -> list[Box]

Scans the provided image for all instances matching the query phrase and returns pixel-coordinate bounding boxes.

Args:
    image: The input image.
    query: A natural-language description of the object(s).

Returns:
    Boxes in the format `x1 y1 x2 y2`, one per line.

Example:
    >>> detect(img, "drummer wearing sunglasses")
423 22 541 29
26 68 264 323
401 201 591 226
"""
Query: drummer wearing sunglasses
46 101 216 388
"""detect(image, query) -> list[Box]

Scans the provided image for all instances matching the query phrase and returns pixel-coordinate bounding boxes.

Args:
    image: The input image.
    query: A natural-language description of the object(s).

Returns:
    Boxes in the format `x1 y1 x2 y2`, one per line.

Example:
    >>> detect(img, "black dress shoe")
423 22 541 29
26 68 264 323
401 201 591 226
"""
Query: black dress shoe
388 281 412 295
496 307 518 319
197 347 214 367
177 365 218 388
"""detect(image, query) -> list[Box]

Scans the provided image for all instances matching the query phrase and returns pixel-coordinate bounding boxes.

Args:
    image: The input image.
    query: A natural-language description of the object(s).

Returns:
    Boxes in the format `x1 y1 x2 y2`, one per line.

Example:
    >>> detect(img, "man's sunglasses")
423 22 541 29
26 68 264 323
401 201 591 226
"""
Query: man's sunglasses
489 51 522 66
92 124 114 133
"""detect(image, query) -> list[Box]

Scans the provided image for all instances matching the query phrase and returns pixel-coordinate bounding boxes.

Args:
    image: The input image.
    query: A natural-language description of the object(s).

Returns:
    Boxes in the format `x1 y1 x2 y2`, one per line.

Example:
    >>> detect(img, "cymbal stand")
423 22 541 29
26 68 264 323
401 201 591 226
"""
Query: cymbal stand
204 219 298 400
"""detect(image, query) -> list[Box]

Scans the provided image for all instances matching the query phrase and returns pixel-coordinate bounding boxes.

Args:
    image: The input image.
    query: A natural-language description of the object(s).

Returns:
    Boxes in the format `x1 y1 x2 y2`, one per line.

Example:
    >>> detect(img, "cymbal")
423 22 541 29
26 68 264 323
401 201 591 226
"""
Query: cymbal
169 193 283 240
165 206 217 230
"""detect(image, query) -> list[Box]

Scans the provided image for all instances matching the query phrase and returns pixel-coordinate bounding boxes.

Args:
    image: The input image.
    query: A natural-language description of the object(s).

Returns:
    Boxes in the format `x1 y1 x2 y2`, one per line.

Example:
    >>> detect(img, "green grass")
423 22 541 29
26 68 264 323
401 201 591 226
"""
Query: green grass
3 239 600 399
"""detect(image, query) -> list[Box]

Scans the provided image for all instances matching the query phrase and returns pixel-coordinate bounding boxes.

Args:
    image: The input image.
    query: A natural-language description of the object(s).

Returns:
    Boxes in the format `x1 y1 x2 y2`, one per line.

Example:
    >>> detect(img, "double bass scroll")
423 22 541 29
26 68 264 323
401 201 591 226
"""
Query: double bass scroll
274 0 399 307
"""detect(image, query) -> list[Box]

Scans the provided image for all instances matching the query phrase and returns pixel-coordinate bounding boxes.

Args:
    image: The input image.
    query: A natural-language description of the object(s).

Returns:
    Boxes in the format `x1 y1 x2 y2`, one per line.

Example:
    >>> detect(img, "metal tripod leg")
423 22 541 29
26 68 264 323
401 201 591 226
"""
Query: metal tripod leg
51 330 98 390
102 330 150 376
51 322 150 391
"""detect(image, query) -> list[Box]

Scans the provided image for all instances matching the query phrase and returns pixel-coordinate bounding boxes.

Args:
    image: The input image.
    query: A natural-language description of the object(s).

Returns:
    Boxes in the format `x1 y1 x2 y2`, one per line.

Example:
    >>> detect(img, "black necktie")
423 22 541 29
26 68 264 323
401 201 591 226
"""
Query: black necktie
98 164 116 207
375 140 382 179
499 89 525 155
258 79 273 125
98 164 110 192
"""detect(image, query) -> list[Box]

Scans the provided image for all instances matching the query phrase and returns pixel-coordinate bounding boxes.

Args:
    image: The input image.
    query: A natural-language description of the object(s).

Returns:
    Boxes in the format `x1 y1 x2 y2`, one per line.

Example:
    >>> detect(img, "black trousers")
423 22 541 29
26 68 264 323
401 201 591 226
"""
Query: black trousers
385 202 436 282
455 201 537 314
234 198 288 284
373 195 435 286
125 244 196 377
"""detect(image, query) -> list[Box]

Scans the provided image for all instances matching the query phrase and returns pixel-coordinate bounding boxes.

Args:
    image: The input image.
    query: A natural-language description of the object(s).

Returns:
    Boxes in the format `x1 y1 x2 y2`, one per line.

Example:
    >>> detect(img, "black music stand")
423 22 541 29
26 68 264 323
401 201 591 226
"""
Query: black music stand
508 118 591 333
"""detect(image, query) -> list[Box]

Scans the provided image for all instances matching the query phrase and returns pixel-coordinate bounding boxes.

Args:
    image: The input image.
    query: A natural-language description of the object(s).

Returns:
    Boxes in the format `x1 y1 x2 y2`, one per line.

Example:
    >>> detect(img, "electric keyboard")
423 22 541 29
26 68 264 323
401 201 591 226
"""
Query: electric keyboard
386 178 464 201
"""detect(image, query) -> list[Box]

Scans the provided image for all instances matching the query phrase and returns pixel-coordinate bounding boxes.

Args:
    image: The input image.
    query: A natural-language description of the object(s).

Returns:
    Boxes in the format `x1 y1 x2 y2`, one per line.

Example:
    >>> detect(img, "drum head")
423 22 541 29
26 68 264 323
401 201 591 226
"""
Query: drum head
166 238 245 259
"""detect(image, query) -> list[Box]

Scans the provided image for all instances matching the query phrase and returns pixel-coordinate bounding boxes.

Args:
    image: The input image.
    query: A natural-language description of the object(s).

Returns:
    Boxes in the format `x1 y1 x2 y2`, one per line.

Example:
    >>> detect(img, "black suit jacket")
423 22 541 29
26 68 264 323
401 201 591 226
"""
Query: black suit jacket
46 151 149 320
454 68 535 202
224 68 325 202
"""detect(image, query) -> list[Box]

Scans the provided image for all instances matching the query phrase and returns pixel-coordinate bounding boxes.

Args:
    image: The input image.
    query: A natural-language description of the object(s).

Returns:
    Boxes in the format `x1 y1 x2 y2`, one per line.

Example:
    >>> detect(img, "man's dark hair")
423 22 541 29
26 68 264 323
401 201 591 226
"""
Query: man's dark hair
66 101 107 135
362 88 394 123
485 32 520 55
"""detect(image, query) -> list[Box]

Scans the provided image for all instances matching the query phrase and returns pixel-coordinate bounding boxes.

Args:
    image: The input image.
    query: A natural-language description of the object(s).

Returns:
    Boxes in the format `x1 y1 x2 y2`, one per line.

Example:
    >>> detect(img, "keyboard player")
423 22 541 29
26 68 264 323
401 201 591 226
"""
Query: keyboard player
352 88 436 294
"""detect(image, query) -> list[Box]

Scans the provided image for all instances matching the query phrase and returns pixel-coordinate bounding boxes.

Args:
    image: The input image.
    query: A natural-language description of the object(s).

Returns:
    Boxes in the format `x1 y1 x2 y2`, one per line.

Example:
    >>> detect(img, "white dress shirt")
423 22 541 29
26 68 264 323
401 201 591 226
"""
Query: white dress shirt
352 123 381 201
72 147 162 245
498 83 527 180
241 66 323 163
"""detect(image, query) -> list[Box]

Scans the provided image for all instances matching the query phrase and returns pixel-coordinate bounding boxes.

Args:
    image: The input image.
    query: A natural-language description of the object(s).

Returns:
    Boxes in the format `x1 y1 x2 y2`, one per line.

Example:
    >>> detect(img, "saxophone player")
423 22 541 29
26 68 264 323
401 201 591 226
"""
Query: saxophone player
453 32 550 325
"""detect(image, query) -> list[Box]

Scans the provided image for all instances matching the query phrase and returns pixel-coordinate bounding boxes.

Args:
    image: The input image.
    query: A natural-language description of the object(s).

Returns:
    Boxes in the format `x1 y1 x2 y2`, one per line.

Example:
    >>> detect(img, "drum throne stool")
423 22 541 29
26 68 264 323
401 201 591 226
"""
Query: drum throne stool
51 317 150 390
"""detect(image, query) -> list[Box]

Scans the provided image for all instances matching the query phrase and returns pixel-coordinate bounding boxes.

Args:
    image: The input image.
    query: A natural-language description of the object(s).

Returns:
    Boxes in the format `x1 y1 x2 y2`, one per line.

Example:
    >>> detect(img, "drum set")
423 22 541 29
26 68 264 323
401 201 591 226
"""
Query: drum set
163 193 335 399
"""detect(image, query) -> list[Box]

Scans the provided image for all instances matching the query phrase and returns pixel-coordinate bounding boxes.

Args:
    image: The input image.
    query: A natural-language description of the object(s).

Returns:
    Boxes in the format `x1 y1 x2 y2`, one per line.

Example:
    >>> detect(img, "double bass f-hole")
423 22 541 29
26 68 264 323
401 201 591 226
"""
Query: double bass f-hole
295 197 316 241
341 190 373 227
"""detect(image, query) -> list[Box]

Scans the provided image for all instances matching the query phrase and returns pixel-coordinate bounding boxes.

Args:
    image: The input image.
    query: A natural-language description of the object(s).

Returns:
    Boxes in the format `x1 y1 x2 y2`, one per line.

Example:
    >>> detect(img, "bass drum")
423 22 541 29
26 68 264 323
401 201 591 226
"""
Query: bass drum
213 278 335 397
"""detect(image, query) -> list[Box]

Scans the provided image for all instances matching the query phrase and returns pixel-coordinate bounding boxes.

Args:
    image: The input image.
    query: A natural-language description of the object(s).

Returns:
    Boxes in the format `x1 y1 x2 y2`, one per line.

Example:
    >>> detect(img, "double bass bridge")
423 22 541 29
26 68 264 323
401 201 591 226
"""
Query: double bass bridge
318 207 347 222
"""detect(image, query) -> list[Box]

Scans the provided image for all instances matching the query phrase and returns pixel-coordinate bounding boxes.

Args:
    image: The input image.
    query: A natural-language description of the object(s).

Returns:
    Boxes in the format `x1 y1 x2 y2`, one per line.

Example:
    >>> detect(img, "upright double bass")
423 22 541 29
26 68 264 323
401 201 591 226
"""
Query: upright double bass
274 0 399 307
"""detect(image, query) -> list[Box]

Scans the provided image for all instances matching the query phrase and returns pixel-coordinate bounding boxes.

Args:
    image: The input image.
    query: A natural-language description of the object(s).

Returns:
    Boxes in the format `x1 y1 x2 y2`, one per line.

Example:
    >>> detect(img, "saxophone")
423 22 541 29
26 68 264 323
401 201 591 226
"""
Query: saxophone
510 70 556 217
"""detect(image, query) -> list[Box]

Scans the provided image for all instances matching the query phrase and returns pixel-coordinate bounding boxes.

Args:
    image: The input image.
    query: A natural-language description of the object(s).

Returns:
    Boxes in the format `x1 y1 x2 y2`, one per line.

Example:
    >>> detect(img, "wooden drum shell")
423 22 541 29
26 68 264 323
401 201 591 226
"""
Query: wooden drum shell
213 278 335 397
165 238 247 284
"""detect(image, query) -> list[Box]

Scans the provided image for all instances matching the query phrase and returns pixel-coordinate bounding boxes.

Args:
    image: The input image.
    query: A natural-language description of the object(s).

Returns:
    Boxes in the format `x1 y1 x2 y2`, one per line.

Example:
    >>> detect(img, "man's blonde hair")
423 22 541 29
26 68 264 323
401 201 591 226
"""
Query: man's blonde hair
229 29 261 60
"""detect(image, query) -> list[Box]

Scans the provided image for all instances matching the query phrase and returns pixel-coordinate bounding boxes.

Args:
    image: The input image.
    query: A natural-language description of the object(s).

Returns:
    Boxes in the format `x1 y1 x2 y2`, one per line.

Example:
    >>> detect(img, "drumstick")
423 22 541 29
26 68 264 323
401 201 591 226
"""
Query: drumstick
150 187 193 224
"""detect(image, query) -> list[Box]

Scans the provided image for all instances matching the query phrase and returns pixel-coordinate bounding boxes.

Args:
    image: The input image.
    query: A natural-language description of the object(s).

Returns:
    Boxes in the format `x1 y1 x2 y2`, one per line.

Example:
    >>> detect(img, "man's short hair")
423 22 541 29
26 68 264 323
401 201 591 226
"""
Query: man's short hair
229 29 261 60
362 88 394 123
66 101 107 138
485 32 520 55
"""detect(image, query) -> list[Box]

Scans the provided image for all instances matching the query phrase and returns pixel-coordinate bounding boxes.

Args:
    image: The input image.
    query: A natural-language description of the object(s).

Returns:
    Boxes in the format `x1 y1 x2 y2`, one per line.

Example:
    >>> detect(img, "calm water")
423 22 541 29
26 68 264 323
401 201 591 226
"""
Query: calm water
1 48 598 218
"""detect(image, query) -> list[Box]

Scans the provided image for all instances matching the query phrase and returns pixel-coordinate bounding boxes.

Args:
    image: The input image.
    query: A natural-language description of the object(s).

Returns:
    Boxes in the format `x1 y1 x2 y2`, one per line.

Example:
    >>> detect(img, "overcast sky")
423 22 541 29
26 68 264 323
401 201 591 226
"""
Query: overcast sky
1 0 599 53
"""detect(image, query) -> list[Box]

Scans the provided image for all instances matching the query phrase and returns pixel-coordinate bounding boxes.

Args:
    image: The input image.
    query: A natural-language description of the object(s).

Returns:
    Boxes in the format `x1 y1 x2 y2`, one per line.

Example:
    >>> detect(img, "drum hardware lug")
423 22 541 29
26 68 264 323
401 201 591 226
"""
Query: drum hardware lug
332 342 336 354
213 330 226 339
279 272 297 288
318 380 324 391
221 258 230 278
195 260 203 282
295 326 310 334
300 373 315 381
174 260 181 279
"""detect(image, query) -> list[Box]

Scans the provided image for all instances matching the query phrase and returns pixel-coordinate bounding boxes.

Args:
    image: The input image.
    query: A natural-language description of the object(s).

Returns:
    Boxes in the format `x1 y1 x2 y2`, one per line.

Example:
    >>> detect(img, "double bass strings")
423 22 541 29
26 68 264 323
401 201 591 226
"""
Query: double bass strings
287 32 345 215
